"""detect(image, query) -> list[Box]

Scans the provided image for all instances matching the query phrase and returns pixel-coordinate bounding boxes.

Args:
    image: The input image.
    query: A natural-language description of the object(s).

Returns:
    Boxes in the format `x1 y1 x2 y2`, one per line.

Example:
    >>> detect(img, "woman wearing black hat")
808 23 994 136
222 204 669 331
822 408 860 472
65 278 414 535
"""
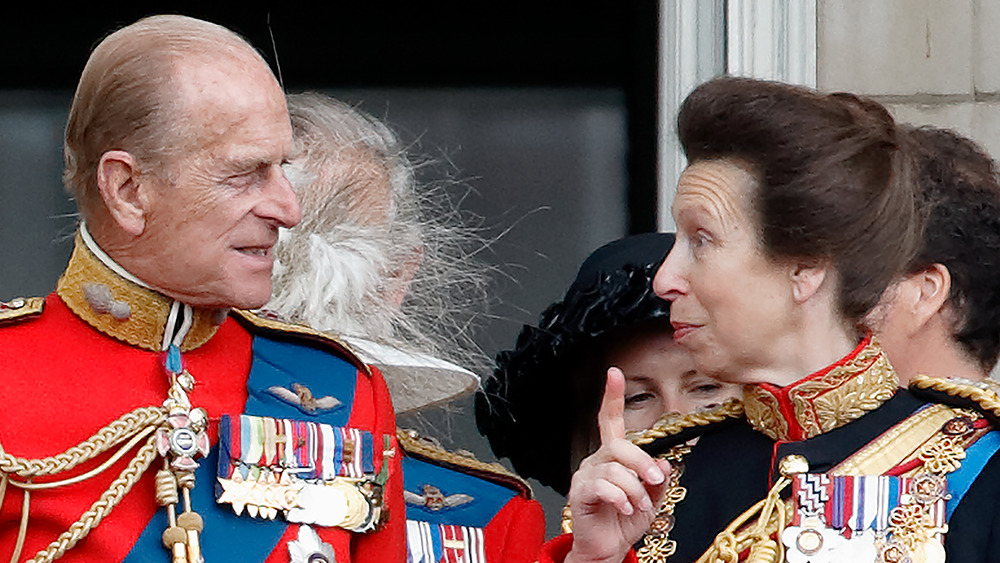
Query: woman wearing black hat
476 233 738 496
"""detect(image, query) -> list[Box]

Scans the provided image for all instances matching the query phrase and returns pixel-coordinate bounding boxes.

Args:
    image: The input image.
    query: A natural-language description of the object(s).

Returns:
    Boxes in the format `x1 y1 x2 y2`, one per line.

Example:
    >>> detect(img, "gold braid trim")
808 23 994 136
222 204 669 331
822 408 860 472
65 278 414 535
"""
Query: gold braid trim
0 406 166 563
630 399 745 447
26 435 159 563
0 297 44 324
397 429 534 498
0 407 165 478
910 373 1000 419
233 310 371 376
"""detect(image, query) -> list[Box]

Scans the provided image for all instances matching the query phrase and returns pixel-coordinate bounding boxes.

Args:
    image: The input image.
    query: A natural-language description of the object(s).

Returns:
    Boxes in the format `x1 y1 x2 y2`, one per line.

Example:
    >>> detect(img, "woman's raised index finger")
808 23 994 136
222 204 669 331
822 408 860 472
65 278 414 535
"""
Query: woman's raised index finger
598 367 627 443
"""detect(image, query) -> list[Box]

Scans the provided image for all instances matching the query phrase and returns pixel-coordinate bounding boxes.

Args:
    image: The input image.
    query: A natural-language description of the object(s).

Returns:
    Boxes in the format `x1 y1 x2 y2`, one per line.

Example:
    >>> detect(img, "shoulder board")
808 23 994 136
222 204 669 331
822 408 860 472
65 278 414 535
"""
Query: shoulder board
909 373 1000 425
631 398 745 456
397 428 534 499
0 297 45 325
231 309 371 376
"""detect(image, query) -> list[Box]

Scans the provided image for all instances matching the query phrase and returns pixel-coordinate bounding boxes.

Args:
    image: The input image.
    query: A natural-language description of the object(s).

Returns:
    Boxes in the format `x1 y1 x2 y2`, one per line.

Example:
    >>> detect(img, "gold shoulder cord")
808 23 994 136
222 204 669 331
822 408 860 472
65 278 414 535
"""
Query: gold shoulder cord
910 373 1000 419
0 406 166 563
630 399 745 447
694 456 805 563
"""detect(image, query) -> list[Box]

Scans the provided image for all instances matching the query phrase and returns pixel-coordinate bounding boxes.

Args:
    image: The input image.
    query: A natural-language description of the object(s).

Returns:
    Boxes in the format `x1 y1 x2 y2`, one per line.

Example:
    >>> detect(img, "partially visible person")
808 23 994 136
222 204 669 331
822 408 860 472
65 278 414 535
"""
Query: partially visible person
0 16 403 562
871 125 1000 385
267 92 489 412
477 233 740 496
264 92 544 563
545 77 1000 563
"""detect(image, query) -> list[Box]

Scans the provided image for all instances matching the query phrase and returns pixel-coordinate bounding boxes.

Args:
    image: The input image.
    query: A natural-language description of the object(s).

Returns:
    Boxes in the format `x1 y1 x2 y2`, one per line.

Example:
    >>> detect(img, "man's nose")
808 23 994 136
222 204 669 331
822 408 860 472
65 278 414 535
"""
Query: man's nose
258 166 302 228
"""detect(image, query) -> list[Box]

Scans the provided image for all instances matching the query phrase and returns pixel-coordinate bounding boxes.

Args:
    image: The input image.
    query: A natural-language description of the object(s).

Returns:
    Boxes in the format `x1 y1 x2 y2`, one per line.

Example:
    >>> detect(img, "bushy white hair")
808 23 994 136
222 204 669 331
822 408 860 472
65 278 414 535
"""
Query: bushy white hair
266 92 491 383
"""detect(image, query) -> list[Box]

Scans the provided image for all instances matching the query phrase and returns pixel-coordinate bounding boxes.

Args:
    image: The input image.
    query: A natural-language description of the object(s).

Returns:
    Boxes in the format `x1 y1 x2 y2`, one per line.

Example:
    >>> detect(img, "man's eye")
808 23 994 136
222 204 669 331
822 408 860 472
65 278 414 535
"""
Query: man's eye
228 167 268 189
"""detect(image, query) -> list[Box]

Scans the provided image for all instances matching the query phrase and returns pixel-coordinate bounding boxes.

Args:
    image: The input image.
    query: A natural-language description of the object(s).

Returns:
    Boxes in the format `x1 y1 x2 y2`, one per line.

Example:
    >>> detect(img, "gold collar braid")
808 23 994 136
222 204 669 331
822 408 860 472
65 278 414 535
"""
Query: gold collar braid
56 233 226 352
743 335 899 442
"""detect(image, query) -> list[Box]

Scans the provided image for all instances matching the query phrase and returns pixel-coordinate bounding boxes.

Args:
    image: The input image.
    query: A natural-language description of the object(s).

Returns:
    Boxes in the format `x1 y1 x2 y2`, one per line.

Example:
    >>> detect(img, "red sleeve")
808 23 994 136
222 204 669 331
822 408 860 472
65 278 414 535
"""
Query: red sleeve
484 495 546 563
350 365 406 562
536 534 639 563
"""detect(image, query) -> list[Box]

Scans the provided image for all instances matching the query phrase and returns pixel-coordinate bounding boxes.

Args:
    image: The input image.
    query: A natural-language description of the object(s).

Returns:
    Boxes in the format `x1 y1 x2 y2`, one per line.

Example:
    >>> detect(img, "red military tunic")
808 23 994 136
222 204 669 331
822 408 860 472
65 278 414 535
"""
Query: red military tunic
0 235 405 562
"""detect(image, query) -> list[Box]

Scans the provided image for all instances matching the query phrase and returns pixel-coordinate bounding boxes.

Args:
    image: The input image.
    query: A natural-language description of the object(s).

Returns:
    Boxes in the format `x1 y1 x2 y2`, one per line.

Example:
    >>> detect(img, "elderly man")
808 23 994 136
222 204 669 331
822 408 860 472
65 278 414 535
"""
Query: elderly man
266 92 545 563
873 126 1000 385
0 16 402 563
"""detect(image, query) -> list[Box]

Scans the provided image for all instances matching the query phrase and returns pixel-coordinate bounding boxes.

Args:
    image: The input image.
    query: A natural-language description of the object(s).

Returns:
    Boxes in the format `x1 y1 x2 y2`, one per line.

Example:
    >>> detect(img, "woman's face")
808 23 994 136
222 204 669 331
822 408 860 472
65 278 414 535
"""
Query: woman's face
606 323 741 432
653 159 797 383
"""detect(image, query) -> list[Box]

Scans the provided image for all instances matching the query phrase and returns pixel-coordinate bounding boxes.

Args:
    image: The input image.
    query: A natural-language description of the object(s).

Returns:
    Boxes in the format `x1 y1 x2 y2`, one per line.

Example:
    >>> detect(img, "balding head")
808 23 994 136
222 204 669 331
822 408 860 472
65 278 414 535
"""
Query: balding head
64 15 271 219
63 15 300 309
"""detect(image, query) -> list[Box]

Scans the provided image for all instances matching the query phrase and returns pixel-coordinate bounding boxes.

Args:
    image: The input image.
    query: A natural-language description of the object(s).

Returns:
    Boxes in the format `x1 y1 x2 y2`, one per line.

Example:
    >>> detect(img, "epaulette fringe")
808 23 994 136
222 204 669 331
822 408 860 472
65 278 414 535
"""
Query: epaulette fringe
630 398 745 447
397 429 534 498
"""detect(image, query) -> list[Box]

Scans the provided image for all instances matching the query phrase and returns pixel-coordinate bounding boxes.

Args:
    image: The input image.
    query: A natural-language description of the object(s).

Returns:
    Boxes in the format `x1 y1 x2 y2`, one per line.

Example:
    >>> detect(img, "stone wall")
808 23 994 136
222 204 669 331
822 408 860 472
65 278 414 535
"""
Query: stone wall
818 0 1000 156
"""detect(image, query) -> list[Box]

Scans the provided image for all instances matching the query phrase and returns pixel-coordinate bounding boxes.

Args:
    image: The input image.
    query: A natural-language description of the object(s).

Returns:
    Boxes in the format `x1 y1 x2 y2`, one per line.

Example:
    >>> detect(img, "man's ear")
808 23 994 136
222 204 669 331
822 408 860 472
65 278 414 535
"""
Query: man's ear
789 259 830 304
96 150 147 236
911 263 952 328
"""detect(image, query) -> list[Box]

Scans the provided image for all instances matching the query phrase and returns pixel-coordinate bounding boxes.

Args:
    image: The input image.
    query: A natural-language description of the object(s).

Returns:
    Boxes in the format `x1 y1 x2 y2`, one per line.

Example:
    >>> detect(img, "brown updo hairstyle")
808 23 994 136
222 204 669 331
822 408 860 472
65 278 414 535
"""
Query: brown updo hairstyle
677 76 922 324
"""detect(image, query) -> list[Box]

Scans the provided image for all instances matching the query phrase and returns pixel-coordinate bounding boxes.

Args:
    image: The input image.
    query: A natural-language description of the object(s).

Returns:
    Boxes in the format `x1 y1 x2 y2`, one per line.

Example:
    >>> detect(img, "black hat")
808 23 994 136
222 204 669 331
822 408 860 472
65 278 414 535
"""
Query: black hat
476 232 675 494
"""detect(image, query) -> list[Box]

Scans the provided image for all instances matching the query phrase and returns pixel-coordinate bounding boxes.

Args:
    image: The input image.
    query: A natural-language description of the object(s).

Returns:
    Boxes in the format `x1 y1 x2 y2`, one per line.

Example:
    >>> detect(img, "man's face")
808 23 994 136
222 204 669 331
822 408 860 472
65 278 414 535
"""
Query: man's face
136 55 301 309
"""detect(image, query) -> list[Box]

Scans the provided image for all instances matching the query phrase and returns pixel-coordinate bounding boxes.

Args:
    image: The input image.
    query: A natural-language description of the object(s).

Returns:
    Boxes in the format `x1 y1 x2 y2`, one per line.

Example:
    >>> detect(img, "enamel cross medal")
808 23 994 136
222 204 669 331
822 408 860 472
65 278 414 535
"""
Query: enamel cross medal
157 343 210 563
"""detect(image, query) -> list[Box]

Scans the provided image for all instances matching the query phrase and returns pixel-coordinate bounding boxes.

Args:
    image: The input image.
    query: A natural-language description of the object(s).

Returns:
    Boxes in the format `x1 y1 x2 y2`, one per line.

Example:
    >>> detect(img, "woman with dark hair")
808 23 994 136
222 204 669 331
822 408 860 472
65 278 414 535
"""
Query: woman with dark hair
546 77 1000 563
476 233 738 496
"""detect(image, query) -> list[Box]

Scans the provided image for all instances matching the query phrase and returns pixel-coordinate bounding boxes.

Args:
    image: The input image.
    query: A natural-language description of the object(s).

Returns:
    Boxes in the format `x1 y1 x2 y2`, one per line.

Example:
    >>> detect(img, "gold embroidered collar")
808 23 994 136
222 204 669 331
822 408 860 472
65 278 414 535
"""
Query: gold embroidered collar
742 334 899 441
56 231 226 352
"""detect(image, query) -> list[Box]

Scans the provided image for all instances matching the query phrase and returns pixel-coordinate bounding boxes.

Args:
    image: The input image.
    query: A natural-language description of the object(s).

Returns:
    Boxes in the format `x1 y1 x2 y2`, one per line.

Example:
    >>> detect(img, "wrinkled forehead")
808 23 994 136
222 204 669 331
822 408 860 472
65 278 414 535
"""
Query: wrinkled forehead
674 159 758 222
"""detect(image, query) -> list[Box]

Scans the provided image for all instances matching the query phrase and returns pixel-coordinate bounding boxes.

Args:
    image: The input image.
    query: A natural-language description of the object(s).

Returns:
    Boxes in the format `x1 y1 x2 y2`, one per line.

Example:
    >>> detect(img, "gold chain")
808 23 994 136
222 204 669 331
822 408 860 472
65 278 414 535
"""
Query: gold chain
636 443 692 563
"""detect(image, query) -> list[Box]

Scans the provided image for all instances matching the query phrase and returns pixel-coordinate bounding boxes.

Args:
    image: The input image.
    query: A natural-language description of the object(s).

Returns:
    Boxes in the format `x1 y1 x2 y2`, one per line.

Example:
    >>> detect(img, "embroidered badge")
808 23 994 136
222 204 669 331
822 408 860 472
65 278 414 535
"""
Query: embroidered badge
216 414 386 532
266 383 342 415
404 484 474 511
82 282 132 320
288 525 337 563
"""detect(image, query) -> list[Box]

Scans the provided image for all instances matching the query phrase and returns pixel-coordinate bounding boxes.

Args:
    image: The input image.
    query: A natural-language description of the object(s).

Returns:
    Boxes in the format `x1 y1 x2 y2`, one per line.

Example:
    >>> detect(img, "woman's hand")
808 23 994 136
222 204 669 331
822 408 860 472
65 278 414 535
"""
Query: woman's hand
565 367 673 563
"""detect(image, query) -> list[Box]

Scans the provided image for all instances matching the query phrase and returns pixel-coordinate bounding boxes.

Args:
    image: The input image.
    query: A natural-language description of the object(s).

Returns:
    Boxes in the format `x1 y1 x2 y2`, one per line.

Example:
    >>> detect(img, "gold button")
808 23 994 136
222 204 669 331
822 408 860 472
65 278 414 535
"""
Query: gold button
778 454 809 477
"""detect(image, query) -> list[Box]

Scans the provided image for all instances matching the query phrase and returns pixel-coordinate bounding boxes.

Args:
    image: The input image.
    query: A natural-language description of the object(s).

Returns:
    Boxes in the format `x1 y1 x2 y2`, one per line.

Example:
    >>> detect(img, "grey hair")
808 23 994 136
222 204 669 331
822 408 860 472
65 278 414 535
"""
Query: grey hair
266 92 492 379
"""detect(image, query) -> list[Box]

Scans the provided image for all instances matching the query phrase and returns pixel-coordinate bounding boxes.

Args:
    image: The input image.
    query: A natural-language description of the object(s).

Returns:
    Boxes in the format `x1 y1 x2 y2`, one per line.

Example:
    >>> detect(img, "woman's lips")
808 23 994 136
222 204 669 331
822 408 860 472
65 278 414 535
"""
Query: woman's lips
671 322 701 342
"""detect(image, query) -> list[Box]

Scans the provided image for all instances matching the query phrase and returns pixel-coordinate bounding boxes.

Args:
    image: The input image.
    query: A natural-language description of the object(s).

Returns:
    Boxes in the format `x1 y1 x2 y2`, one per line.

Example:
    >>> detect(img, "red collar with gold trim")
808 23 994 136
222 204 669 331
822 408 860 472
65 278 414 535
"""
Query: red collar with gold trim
56 232 227 352
743 334 900 441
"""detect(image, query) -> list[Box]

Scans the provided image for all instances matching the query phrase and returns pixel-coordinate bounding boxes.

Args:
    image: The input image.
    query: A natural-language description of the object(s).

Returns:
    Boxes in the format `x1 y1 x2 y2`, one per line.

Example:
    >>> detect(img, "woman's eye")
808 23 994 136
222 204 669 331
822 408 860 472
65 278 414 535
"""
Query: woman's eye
624 392 655 408
691 383 723 395
692 230 711 249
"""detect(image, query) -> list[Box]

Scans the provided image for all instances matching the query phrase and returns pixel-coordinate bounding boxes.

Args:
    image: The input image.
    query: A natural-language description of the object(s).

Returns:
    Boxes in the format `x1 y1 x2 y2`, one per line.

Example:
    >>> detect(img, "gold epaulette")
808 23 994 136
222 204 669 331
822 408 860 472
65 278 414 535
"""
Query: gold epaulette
232 309 371 376
0 297 44 325
630 398 745 447
397 428 534 499
909 373 1000 423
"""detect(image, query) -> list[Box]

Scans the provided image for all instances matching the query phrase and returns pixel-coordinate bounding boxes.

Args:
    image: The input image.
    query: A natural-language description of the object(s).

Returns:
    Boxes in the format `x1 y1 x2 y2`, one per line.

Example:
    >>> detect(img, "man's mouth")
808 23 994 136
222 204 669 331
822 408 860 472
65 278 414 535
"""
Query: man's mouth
235 246 271 257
